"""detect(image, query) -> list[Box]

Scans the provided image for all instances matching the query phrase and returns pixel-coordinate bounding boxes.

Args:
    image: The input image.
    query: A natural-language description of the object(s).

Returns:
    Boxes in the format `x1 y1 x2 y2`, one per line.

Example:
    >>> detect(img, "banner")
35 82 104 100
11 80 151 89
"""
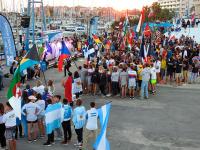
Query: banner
90 16 99 37
0 14 16 66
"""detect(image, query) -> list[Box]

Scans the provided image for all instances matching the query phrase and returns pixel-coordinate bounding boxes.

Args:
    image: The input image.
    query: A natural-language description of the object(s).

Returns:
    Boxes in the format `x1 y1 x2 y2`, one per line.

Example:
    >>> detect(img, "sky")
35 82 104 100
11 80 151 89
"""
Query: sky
2 0 157 12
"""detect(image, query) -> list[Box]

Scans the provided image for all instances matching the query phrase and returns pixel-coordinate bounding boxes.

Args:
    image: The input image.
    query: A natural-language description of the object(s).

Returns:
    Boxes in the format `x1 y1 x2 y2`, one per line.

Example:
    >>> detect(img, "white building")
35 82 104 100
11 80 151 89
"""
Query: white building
158 0 193 17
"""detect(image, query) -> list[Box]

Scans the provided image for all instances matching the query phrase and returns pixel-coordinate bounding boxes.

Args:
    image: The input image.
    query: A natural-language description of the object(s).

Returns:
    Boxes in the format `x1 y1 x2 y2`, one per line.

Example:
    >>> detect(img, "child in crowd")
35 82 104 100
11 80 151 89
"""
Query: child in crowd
3 102 17 150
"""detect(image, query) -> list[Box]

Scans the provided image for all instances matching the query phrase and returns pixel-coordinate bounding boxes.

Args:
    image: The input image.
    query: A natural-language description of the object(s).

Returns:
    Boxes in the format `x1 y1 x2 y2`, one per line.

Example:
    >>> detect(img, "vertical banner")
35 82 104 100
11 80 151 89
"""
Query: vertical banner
90 16 99 37
0 14 16 66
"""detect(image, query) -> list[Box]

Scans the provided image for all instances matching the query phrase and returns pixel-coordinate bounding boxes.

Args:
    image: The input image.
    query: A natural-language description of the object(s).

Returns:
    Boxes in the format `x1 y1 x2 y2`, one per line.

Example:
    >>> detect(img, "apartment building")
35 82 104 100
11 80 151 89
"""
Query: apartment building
158 0 192 17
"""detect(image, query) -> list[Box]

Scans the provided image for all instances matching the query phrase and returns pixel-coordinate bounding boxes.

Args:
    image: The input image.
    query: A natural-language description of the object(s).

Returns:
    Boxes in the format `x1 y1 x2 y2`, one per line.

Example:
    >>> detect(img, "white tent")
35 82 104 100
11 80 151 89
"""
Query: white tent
165 27 200 44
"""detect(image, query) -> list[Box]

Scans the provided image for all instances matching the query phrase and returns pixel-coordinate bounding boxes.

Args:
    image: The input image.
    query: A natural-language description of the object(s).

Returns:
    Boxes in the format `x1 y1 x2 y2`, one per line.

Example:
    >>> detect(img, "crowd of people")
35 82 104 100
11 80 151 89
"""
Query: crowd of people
0 24 200 150
0 78 99 149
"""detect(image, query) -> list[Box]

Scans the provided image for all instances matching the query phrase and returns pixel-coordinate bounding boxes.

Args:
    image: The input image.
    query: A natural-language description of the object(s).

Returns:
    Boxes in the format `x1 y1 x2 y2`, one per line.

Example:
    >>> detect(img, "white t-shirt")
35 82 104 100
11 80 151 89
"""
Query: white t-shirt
22 102 41 121
74 77 83 93
32 85 45 95
3 110 16 127
86 108 98 130
154 61 161 73
128 70 137 85
151 67 157 80
35 100 46 116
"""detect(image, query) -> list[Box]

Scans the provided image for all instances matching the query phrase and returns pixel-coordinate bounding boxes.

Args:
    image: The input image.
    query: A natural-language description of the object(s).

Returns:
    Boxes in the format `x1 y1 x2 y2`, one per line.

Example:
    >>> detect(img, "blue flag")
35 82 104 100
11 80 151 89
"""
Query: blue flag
93 103 111 150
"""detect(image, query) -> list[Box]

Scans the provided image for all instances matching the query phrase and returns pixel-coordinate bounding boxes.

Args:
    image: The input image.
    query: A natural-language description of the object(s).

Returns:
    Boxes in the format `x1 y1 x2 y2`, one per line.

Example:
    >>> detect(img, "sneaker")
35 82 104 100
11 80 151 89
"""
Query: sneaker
129 97 132 99
33 139 37 142
51 142 55 145
132 97 135 100
55 137 62 141
61 141 68 145
32 77 36 80
78 143 83 148
43 142 51 146
28 140 32 143
106 94 111 97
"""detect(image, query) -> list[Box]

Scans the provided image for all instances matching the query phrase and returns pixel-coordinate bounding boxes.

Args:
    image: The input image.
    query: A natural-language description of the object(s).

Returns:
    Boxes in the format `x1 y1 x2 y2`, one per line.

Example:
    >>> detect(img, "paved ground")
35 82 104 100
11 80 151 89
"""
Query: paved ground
0 59 200 150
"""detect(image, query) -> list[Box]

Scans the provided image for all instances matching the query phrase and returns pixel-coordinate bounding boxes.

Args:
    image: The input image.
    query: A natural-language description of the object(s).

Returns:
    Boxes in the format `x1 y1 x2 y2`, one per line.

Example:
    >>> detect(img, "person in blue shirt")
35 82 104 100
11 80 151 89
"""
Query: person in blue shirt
73 99 86 148
61 98 72 145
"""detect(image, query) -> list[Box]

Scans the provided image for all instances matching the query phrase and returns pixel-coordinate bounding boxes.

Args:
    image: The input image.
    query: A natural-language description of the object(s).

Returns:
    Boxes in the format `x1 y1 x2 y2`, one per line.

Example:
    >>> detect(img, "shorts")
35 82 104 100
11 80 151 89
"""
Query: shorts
183 70 188 77
27 120 38 124
128 81 136 89
5 126 16 140
150 79 157 85
175 73 182 78
138 80 142 88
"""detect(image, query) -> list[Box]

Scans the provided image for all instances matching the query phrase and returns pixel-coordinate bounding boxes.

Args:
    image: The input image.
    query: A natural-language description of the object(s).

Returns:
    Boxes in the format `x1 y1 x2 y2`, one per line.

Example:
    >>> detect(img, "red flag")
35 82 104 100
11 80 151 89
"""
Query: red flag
136 8 145 32
58 41 71 72
143 24 151 37
64 76 73 103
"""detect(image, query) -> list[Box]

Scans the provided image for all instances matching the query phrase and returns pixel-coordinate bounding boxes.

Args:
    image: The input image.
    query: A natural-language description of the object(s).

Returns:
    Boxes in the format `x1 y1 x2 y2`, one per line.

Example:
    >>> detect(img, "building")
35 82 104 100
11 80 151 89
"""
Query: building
158 0 193 17
193 0 200 17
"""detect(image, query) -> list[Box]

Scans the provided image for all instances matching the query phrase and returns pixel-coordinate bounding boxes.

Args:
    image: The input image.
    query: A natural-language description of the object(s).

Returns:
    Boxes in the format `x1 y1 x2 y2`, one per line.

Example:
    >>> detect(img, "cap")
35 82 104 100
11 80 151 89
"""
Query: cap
28 95 37 100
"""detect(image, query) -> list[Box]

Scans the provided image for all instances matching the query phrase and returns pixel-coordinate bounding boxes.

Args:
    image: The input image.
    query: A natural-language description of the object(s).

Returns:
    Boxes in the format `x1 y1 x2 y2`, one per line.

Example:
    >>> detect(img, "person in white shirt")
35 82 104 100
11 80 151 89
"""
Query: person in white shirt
32 80 45 95
22 95 41 142
35 94 45 137
128 65 137 99
3 102 16 150
150 64 157 94
84 102 98 150
154 59 161 83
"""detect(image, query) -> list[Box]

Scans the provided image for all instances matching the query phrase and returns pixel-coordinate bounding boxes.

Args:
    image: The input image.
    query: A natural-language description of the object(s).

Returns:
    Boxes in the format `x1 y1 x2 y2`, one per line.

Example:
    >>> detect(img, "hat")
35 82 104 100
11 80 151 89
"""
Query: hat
28 95 37 100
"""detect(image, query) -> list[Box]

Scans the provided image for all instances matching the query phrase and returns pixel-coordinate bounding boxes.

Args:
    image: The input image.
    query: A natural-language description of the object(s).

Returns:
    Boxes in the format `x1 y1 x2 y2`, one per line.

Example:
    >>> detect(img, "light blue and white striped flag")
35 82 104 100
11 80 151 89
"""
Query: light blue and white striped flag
93 103 111 150
45 102 63 134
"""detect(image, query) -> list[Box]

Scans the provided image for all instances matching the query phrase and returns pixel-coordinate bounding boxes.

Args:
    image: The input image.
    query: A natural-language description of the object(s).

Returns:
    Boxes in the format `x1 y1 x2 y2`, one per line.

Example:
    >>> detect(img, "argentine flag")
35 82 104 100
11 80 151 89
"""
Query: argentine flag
45 102 63 134
93 103 111 150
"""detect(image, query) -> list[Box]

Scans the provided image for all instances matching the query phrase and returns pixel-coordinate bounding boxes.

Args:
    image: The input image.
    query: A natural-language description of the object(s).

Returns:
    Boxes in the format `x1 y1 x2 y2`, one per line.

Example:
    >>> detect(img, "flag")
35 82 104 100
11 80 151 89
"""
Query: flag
93 103 111 150
92 35 101 44
46 42 52 54
140 35 151 63
136 8 145 33
122 16 129 36
148 8 154 18
191 11 195 23
58 41 71 72
168 34 175 41
143 24 151 37
7 67 21 99
19 44 40 72
45 102 62 134
8 96 22 120
90 16 99 36
155 30 161 39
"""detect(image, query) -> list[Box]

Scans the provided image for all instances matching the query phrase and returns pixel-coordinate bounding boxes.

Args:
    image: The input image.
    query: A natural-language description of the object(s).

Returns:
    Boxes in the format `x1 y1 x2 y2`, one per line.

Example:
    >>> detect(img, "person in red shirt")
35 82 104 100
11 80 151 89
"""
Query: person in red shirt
62 72 73 106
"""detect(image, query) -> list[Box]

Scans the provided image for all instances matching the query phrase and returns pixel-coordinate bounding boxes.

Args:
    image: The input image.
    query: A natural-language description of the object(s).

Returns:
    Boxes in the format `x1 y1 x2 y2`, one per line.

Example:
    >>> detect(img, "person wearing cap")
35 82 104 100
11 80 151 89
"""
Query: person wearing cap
128 64 137 99
21 95 41 143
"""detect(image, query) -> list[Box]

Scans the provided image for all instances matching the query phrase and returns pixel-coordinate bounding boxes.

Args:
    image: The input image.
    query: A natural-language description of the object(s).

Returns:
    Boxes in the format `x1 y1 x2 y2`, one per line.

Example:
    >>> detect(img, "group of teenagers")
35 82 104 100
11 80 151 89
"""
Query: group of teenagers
0 79 100 150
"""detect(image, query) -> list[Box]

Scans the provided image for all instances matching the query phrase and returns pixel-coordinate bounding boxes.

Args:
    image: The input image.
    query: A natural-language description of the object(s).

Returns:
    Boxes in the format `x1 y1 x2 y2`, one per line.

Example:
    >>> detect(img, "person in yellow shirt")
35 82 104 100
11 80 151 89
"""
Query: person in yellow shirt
137 65 143 96
160 58 167 81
